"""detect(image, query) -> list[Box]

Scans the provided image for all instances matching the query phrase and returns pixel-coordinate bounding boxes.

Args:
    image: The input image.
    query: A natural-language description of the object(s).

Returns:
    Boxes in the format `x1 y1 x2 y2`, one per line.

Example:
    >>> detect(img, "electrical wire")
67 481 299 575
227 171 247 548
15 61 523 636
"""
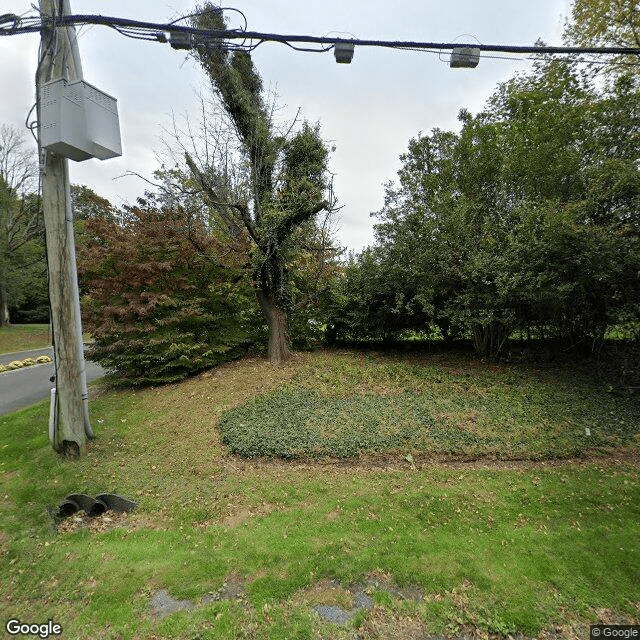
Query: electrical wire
1 10 640 61
169 5 247 32
25 101 38 144
281 41 334 53
349 42 640 69
0 13 21 29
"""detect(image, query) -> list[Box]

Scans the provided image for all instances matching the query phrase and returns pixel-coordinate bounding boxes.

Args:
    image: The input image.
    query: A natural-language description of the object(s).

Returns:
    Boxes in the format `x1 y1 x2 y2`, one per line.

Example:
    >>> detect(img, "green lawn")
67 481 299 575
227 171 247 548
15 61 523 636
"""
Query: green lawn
1 350 638 639
0 323 51 354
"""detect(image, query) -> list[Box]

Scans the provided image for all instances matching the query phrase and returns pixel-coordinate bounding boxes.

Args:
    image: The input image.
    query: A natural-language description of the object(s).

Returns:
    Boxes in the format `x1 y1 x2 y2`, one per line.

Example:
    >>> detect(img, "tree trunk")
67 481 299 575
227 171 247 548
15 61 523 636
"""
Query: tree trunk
0 284 10 327
257 289 291 365
473 321 510 358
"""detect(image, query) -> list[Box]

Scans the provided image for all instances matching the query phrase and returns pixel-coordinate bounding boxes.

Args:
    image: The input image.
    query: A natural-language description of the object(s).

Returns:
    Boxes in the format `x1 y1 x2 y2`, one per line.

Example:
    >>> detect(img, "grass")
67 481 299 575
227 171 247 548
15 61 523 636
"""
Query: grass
0 323 51 354
1 350 639 639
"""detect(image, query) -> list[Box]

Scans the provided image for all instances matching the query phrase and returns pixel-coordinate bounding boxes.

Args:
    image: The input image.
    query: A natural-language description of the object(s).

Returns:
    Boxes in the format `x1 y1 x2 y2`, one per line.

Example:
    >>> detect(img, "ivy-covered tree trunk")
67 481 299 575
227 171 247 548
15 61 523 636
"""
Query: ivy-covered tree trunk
189 4 334 364
257 290 291 364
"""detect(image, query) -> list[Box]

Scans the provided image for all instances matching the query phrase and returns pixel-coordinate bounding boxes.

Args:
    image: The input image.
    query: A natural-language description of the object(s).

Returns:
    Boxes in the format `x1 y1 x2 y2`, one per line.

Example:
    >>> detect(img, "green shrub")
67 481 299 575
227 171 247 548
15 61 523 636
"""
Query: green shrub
219 387 434 459
79 205 262 386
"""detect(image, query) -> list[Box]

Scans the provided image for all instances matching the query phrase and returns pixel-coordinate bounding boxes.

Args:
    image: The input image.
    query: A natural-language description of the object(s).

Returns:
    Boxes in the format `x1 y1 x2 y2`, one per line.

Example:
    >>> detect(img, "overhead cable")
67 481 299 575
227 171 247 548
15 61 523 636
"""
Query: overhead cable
1 12 639 60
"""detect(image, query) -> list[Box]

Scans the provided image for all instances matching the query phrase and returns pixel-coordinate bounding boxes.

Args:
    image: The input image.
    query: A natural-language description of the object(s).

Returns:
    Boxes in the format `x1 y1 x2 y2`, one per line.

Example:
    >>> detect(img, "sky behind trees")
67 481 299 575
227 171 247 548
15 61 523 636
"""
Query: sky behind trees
0 0 570 250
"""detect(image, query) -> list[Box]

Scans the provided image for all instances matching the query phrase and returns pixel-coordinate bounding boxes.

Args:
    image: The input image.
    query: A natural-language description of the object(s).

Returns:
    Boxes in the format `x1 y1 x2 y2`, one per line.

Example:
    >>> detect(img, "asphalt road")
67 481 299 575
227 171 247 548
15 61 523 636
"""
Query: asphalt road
0 347 105 416
0 346 55 366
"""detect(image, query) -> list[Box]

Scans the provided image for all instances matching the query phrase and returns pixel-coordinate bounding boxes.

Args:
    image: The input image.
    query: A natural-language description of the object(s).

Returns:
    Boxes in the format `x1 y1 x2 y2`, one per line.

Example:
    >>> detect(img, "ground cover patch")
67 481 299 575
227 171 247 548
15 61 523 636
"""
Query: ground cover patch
219 388 438 458
1 349 639 639
219 350 640 460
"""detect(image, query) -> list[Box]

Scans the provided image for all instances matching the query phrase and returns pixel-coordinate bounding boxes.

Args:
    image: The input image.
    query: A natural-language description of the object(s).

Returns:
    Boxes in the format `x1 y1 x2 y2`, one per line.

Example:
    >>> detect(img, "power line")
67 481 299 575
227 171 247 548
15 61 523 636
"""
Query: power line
1 11 640 60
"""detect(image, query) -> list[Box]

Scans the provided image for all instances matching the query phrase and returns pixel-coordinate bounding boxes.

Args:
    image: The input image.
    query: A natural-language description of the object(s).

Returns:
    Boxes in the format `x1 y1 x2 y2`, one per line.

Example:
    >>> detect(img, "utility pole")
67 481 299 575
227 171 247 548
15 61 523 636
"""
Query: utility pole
37 0 92 457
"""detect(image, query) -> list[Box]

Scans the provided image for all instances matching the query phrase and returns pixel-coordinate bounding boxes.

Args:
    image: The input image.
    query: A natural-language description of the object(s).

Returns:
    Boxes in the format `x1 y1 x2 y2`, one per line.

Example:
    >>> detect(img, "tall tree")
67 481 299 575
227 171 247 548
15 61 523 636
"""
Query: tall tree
0 125 41 326
186 4 335 363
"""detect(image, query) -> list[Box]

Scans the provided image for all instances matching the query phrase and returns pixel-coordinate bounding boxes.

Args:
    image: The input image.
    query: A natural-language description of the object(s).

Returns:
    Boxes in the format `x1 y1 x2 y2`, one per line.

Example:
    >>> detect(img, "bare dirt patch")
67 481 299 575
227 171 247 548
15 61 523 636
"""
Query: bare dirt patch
296 575 428 629
202 572 246 603
55 510 169 534
364 571 424 603
222 502 278 528
0 531 9 559
592 606 640 625
299 578 355 610
216 447 640 476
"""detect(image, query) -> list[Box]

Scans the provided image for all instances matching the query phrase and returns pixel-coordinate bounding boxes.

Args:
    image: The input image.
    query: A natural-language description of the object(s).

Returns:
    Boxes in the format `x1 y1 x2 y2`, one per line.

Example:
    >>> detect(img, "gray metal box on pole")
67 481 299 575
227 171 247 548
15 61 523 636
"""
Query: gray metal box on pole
39 78 122 161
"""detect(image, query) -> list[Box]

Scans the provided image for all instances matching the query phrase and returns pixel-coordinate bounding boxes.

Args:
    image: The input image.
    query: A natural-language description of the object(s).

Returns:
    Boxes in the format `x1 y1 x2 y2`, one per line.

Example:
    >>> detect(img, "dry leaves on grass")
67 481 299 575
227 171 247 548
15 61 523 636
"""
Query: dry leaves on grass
354 606 432 640
55 510 166 534
56 510 130 534
221 502 279 528
297 578 355 610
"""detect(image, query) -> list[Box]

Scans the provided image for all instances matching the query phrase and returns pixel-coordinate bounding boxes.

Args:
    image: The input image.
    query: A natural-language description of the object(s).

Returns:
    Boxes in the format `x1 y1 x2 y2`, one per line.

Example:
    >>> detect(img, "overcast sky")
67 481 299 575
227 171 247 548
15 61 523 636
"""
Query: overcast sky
0 0 571 251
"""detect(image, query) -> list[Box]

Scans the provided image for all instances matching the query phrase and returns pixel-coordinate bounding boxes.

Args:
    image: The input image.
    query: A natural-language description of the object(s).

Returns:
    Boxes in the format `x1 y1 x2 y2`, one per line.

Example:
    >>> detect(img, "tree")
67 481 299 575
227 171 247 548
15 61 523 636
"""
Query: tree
0 125 41 326
186 4 336 363
71 184 117 223
564 0 640 77
6 193 48 324
338 56 640 357
78 198 259 385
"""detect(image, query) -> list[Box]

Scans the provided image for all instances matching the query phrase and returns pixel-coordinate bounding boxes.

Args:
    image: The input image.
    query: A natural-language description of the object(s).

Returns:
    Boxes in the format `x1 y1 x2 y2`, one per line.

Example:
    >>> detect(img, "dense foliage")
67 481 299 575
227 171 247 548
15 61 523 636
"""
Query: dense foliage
78 200 260 385
329 60 640 359
564 0 640 77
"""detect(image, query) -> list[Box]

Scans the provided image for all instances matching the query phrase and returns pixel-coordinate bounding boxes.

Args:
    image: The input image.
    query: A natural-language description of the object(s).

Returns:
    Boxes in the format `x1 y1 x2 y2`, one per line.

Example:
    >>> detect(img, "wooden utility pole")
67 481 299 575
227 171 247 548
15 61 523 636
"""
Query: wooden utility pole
37 0 92 457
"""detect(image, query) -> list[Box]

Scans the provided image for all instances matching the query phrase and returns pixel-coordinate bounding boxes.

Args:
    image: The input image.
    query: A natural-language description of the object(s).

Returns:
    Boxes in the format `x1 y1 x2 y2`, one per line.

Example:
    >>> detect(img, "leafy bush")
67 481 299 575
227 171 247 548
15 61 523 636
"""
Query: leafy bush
78 204 262 385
